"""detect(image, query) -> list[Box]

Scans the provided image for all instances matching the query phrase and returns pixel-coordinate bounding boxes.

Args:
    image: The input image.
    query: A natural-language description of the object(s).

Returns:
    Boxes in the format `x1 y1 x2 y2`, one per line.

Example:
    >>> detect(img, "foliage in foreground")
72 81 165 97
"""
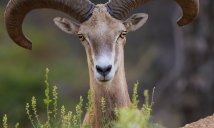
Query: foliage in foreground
2 68 163 128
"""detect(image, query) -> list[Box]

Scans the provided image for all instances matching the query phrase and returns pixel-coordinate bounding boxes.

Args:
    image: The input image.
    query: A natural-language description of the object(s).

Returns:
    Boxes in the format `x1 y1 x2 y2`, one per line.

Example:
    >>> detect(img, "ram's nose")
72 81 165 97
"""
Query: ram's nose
96 65 112 77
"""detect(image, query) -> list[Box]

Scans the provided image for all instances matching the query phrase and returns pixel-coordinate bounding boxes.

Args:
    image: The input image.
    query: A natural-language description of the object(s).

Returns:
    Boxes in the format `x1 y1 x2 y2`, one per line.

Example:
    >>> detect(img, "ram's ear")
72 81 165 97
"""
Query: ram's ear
53 17 80 34
123 13 148 32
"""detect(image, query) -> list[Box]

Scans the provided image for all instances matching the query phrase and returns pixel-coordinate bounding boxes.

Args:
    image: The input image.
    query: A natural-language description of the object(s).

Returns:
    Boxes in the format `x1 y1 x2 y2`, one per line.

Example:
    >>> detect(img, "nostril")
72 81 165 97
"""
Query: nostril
106 65 112 73
96 65 112 76
96 65 103 73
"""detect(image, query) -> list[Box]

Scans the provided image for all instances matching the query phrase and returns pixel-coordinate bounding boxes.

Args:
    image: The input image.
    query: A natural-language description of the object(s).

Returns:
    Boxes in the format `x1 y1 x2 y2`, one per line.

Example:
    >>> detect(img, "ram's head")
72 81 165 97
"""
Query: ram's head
5 0 199 83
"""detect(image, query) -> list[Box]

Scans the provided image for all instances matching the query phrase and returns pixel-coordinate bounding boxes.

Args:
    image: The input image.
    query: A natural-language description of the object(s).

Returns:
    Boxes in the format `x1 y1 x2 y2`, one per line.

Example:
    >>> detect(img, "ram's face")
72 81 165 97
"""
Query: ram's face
54 5 148 83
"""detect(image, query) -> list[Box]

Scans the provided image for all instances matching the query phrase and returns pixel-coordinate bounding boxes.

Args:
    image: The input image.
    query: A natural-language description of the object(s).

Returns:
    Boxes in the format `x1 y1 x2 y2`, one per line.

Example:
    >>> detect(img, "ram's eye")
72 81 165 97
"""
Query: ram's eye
78 34 85 41
120 31 127 39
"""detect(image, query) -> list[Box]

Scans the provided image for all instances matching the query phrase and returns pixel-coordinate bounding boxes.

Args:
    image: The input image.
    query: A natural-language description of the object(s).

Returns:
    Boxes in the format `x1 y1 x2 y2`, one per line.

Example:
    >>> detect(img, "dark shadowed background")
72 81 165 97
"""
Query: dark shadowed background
0 0 213 127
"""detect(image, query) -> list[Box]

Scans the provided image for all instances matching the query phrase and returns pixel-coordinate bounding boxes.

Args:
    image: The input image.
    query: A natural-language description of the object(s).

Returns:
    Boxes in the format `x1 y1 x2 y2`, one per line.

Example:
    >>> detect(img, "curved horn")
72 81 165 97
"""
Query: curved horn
176 0 199 26
5 0 95 50
106 0 199 26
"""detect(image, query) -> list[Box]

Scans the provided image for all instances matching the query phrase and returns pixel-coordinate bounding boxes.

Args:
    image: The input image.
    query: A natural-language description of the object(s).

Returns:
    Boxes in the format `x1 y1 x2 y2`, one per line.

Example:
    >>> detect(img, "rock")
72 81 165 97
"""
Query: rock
182 114 214 128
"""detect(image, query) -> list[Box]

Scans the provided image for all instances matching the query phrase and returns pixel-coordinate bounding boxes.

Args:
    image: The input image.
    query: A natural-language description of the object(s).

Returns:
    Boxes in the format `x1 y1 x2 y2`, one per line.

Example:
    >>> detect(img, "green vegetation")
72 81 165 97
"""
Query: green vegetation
3 114 8 128
1 68 163 128
0 11 88 124
24 68 87 128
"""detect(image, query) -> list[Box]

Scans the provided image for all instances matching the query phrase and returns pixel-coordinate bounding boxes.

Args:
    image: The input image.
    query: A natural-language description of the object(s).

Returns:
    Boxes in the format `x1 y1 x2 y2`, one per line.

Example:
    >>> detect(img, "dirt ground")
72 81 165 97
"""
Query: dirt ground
182 114 214 128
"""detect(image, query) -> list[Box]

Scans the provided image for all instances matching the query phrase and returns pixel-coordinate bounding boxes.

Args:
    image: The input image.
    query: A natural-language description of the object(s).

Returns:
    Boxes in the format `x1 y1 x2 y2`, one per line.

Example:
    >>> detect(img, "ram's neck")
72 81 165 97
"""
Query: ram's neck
88 61 131 128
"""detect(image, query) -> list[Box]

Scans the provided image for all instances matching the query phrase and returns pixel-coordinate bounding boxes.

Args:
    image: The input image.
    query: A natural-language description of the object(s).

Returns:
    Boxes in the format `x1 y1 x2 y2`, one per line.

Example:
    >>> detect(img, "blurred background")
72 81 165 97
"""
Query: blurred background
0 0 213 127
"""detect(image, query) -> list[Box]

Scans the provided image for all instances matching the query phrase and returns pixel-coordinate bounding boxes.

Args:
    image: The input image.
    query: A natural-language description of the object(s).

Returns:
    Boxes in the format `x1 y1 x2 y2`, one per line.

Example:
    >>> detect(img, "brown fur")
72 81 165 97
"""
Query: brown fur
84 47 131 128
79 7 131 127
54 5 147 128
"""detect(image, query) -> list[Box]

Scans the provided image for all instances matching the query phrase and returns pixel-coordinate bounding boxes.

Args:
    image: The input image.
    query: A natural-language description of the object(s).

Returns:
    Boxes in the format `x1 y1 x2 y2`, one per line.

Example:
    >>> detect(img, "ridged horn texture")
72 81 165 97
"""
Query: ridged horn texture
5 0 95 50
106 0 150 20
106 0 199 26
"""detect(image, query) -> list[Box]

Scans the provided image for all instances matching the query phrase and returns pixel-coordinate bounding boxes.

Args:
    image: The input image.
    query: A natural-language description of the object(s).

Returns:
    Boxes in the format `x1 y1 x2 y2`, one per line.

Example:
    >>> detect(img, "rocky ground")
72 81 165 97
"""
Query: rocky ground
182 114 214 128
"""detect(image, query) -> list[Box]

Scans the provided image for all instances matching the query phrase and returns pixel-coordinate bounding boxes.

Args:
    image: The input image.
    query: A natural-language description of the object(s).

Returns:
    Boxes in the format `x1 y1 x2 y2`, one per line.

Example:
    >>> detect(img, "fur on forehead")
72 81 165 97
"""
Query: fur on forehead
79 4 125 33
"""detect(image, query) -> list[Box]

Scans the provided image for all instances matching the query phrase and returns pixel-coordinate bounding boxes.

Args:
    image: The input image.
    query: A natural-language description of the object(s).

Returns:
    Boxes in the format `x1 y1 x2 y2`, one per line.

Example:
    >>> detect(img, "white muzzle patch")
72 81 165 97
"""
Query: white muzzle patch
94 54 115 83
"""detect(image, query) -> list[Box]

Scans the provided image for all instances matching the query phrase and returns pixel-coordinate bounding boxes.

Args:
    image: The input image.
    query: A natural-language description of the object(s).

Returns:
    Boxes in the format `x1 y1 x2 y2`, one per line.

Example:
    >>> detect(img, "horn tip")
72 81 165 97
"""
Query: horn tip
15 40 33 50
177 20 189 26
25 45 32 50
22 44 32 50
176 17 196 26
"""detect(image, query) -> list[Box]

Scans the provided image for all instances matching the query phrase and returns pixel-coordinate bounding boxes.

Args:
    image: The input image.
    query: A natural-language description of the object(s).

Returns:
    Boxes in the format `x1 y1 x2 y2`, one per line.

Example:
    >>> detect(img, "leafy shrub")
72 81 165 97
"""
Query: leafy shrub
2 68 164 128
